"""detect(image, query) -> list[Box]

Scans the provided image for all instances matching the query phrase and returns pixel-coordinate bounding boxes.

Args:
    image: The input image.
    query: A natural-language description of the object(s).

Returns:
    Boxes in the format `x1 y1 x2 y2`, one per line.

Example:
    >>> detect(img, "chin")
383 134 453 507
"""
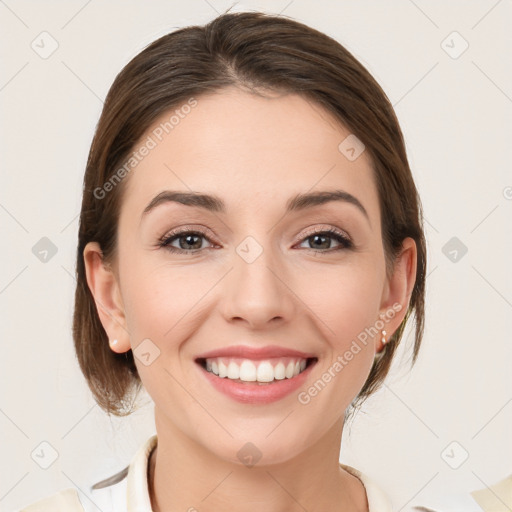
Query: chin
205 430 311 468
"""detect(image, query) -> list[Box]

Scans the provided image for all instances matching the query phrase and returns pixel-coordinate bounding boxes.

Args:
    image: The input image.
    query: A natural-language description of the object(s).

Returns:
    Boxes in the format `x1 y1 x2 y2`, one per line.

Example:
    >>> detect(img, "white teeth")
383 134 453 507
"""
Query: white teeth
218 361 227 378
239 360 257 381
227 361 240 379
204 357 310 383
274 362 286 380
257 361 274 382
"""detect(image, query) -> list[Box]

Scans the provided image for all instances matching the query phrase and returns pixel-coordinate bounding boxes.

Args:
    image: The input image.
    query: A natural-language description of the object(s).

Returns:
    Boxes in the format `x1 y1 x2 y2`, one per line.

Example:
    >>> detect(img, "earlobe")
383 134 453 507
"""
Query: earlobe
108 338 130 354
83 242 131 353
377 237 417 352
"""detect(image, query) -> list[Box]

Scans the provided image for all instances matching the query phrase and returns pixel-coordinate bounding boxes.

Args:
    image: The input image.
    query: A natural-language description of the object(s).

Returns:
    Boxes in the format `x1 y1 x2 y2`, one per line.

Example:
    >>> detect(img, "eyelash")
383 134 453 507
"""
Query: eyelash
158 226 353 254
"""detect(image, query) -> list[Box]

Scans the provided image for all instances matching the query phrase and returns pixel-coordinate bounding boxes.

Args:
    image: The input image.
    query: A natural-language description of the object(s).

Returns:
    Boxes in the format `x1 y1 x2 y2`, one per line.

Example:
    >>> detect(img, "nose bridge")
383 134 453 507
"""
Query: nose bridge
221 234 295 327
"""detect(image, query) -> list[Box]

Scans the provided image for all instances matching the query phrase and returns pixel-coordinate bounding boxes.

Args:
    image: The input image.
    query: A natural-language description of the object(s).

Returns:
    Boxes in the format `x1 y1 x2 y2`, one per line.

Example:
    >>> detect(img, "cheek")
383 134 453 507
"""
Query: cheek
121 248 383 350
300 261 382 343
120 251 206 339
120 260 203 402
301 264 381 397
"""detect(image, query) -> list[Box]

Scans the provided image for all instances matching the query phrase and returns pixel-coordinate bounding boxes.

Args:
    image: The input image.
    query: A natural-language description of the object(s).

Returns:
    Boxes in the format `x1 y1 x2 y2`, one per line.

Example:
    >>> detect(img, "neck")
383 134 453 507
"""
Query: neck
148 414 368 512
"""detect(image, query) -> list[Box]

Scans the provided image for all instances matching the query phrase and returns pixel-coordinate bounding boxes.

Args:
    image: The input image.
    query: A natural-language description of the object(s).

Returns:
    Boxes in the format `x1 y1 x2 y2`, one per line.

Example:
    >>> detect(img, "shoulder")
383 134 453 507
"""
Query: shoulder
15 434 156 512
17 488 85 512
340 463 486 512
15 467 128 512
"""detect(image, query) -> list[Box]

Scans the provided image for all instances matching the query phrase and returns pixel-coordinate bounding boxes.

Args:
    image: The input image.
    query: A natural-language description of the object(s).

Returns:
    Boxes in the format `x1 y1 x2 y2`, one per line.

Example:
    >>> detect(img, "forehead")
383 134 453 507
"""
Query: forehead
119 87 379 223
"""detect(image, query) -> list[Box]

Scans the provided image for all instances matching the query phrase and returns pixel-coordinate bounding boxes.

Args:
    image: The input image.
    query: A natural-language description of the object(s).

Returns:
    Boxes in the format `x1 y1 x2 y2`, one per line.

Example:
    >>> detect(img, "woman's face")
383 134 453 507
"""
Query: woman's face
88 86 413 465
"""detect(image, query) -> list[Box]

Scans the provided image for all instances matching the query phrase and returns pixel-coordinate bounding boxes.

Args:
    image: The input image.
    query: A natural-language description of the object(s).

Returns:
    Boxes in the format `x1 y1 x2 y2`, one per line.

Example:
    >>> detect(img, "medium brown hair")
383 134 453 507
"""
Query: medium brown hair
73 11 426 416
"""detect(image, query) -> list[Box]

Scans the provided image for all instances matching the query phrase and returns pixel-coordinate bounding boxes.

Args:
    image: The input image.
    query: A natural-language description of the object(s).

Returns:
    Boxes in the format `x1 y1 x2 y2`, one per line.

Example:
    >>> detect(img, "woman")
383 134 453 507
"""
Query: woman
20 11 425 511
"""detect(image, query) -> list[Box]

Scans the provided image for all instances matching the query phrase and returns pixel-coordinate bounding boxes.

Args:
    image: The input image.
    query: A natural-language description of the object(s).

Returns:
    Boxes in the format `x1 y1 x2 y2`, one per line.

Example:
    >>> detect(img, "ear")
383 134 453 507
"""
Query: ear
83 241 131 354
377 237 417 352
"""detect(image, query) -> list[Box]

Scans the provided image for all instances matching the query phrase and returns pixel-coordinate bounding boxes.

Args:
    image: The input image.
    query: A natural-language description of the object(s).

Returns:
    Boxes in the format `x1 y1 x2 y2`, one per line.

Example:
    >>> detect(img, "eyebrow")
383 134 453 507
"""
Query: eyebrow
141 189 370 224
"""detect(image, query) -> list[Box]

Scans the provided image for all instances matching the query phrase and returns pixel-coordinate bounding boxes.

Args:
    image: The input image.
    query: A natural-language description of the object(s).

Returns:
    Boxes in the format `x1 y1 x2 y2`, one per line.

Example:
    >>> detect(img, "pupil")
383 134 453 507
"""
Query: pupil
312 235 328 249
182 234 200 249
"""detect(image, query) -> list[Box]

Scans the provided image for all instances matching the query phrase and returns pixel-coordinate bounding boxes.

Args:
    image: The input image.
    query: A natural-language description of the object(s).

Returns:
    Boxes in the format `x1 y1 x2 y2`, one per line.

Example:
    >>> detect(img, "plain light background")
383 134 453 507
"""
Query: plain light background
1 0 511 510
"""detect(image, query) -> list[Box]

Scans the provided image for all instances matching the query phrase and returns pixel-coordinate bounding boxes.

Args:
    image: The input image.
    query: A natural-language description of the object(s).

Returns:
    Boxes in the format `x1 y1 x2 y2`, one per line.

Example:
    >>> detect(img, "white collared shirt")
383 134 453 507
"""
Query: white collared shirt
18 434 394 511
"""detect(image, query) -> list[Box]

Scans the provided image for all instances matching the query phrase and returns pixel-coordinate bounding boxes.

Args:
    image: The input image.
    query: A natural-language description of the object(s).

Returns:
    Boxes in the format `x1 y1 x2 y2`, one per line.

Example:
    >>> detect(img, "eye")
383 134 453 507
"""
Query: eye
158 226 353 254
296 227 353 252
158 228 215 253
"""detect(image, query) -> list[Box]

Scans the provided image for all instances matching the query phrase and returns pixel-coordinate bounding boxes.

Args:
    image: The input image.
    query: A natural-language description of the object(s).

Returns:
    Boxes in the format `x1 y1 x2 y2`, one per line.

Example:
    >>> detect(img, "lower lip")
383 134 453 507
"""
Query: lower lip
196 359 317 404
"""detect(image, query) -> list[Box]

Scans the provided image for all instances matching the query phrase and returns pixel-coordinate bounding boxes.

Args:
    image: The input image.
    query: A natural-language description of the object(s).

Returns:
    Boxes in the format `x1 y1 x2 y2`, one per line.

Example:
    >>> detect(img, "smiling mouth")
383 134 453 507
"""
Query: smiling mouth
196 357 318 384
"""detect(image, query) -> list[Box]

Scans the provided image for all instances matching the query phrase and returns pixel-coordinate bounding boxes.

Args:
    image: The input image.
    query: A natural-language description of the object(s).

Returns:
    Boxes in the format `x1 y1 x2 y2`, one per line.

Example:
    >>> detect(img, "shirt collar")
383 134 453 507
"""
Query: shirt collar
125 434 392 511
126 433 157 511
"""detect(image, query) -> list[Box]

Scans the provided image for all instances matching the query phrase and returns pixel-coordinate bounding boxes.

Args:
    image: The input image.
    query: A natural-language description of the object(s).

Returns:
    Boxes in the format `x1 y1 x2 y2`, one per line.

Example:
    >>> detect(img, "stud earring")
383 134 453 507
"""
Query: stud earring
110 339 118 347
381 330 387 346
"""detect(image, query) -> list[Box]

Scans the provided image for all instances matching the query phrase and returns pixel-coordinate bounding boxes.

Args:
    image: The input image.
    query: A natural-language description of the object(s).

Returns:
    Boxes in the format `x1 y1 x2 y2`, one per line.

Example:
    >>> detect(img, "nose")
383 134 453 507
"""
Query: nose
220 244 296 330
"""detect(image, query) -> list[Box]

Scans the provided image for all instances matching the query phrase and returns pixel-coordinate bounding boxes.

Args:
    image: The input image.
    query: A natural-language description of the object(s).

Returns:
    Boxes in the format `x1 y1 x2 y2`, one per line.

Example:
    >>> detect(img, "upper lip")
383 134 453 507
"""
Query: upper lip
195 345 317 361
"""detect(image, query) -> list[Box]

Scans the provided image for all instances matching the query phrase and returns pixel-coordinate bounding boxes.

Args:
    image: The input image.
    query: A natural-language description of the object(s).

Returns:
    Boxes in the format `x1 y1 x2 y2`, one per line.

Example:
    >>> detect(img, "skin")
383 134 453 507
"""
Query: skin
84 86 417 511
